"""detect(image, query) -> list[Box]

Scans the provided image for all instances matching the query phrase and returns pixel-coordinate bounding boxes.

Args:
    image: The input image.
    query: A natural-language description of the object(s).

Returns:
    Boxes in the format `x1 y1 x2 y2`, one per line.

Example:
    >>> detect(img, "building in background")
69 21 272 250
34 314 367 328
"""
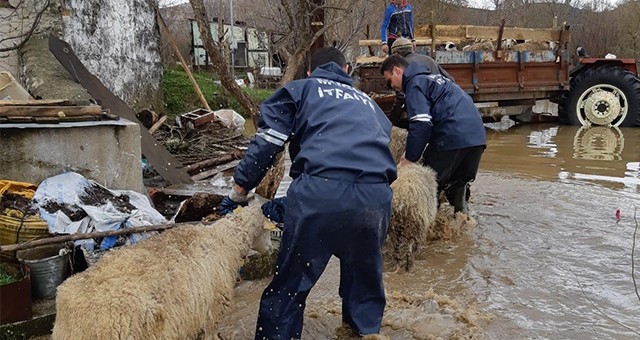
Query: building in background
190 19 273 70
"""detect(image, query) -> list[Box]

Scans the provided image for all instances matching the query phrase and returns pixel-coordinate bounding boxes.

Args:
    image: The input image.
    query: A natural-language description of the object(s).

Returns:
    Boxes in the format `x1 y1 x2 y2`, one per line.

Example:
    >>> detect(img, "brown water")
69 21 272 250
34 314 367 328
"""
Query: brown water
221 123 640 339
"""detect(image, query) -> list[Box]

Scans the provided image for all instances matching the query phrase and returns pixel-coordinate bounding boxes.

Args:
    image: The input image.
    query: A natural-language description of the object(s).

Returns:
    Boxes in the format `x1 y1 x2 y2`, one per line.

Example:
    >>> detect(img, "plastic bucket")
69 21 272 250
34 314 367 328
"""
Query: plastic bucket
17 243 71 299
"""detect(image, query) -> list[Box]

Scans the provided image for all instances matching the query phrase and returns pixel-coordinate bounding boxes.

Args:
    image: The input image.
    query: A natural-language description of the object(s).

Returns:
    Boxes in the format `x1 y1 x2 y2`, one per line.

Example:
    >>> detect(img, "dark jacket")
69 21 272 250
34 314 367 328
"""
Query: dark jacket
234 62 397 190
402 62 486 161
402 51 453 81
387 51 455 128
381 3 414 43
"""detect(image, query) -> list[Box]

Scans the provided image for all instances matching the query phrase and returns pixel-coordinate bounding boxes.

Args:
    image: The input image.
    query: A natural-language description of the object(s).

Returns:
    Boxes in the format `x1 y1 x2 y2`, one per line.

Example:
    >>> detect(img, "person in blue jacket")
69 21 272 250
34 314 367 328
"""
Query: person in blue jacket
220 47 397 339
381 0 415 55
380 54 486 213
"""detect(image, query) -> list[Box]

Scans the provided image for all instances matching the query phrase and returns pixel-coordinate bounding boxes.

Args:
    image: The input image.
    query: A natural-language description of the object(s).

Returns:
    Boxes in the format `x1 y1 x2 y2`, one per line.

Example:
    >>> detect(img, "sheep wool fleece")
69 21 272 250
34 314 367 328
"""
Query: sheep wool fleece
233 62 397 339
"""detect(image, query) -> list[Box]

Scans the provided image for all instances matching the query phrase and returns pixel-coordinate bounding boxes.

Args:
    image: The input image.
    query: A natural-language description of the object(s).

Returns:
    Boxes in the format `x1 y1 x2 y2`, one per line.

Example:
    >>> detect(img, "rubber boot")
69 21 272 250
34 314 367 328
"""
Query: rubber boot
451 184 469 214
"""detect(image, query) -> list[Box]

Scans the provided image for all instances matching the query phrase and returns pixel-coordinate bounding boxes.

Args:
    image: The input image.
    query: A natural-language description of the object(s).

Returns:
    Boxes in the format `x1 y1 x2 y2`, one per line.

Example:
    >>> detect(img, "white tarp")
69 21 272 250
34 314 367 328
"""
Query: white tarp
34 172 166 250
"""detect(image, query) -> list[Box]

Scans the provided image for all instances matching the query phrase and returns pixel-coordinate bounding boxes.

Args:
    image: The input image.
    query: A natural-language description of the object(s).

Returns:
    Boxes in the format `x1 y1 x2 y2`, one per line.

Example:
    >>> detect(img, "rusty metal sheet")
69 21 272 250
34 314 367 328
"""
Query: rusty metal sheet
48 34 193 185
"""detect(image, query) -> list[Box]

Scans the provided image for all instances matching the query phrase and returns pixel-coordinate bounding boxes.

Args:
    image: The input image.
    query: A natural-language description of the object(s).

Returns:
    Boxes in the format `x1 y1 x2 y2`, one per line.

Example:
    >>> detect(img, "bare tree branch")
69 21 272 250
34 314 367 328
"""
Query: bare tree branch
0 0 50 53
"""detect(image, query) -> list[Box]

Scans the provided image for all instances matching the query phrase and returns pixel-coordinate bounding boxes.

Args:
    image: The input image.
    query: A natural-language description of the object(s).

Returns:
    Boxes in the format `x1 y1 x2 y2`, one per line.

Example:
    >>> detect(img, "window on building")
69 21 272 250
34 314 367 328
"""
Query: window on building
234 42 247 67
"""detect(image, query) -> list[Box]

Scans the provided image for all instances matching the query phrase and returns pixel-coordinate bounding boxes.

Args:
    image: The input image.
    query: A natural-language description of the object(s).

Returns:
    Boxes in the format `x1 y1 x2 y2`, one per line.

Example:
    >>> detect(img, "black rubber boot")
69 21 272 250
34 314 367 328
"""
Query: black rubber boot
451 183 469 214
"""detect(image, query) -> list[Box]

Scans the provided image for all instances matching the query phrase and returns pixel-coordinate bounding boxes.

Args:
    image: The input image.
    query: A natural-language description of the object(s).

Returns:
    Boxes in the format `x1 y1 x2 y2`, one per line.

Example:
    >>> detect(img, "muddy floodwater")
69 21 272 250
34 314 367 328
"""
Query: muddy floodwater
219 123 640 339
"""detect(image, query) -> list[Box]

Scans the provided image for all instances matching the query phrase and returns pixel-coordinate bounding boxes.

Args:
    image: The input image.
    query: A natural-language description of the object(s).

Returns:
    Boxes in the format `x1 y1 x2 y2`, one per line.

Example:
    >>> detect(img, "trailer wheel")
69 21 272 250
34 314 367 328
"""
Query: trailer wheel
559 65 640 127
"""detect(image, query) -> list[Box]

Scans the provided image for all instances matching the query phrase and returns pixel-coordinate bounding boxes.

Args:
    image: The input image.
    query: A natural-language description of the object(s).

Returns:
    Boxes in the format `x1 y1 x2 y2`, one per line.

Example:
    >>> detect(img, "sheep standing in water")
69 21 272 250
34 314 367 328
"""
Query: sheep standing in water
385 163 438 271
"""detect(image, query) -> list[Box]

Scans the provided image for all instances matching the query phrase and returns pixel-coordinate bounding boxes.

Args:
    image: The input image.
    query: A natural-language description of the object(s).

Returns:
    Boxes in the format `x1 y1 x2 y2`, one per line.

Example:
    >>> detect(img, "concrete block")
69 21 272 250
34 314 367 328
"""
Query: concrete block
0 120 144 194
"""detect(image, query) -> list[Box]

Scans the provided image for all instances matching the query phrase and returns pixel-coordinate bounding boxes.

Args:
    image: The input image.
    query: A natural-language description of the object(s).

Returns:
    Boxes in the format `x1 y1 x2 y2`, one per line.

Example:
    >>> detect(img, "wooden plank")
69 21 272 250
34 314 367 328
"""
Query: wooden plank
359 38 463 47
465 25 562 42
148 115 167 134
32 117 61 123
0 105 103 117
0 99 71 106
0 221 218 252
155 5 211 111
355 56 385 64
3 116 32 123
413 24 564 42
191 160 240 181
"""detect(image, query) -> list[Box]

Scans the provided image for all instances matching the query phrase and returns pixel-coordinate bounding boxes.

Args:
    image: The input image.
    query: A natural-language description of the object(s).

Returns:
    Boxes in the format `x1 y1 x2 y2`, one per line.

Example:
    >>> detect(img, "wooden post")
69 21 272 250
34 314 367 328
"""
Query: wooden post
430 11 436 56
155 6 211 111
0 221 216 252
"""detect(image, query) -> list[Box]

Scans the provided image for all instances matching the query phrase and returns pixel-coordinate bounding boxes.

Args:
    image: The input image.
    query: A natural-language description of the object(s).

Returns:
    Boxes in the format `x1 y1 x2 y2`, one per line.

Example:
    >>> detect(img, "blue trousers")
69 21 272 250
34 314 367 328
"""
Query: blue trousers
255 174 392 339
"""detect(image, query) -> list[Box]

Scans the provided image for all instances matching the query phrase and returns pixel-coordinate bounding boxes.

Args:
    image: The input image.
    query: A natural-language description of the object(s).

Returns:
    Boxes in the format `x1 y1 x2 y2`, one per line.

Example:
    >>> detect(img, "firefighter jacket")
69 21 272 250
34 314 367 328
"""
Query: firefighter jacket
234 62 397 191
401 62 486 161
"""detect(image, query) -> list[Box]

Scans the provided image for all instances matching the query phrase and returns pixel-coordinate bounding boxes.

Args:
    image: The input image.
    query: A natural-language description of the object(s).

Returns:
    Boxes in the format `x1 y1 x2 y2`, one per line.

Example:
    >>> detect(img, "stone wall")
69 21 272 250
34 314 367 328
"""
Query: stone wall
0 121 144 194
0 0 163 111
61 0 163 111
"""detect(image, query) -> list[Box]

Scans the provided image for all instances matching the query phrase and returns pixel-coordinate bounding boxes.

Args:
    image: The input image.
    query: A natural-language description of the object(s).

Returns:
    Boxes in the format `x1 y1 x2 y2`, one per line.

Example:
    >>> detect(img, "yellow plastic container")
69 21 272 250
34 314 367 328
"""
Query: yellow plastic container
0 180 48 246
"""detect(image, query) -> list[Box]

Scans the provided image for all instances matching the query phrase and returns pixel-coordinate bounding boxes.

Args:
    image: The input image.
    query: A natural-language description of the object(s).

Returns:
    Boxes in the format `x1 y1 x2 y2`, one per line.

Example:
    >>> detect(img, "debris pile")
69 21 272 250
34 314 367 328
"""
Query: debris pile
147 109 250 182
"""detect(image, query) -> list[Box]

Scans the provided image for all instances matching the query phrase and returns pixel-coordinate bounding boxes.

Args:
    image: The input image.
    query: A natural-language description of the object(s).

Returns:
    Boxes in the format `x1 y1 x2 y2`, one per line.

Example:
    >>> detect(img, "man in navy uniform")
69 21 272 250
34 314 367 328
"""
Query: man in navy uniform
220 47 397 339
380 54 486 213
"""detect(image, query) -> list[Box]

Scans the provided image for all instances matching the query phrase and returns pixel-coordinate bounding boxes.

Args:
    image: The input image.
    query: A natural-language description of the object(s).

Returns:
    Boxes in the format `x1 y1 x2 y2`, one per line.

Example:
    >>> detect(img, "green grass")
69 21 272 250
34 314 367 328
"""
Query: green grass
162 67 274 119
0 264 17 286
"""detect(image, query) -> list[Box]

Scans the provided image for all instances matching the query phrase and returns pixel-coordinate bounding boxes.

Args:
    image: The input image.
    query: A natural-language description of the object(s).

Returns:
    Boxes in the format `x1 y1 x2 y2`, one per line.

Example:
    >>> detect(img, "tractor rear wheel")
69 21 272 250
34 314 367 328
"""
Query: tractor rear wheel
559 64 640 127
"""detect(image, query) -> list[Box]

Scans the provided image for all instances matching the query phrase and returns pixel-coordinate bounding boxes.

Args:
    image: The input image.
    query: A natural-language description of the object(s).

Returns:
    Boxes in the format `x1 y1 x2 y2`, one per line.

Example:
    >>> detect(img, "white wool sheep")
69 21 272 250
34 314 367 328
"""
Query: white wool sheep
512 41 551 51
389 127 408 164
385 164 438 271
501 38 516 49
52 205 267 340
461 40 495 52
445 42 457 51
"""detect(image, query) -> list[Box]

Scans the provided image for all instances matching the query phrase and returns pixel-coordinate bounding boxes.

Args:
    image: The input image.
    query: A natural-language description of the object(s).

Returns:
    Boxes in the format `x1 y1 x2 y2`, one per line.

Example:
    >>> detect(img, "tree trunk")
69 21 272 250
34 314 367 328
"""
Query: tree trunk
189 0 260 127
255 150 286 199
255 50 306 200
280 51 306 84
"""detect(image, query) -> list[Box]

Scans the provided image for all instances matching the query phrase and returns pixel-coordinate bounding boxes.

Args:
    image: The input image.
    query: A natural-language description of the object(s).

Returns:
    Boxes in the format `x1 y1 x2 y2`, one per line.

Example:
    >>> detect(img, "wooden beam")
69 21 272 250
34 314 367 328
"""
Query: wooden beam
148 115 167 135
185 151 243 175
413 24 565 42
154 5 211 111
466 25 563 42
0 221 216 252
0 105 103 117
359 38 462 47
0 99 71 106
191 160 240 181
355 56 385 64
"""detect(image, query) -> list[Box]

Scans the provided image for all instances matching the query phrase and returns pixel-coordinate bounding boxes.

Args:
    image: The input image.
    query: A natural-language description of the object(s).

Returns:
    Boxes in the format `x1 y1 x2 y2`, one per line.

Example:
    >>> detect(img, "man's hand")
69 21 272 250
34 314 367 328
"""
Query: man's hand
382 44 389 54
219 184 249 215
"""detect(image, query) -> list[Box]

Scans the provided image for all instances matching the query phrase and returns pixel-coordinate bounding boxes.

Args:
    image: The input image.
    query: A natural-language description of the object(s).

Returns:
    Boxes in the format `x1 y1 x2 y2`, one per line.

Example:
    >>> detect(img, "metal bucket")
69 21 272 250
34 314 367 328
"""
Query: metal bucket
16 243 71 299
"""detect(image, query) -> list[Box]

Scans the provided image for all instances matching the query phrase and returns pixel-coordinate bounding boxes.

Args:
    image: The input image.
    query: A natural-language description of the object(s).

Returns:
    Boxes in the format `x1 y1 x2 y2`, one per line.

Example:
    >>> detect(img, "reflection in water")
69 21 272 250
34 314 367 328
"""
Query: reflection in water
482 123 640 192
572 125 624 161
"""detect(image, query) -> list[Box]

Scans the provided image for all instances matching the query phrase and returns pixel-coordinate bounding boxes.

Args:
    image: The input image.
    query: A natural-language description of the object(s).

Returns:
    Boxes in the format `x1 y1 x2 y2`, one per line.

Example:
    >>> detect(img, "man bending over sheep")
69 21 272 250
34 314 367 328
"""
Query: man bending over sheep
387 37 453 128
220 47 397 339
380 54 486 213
